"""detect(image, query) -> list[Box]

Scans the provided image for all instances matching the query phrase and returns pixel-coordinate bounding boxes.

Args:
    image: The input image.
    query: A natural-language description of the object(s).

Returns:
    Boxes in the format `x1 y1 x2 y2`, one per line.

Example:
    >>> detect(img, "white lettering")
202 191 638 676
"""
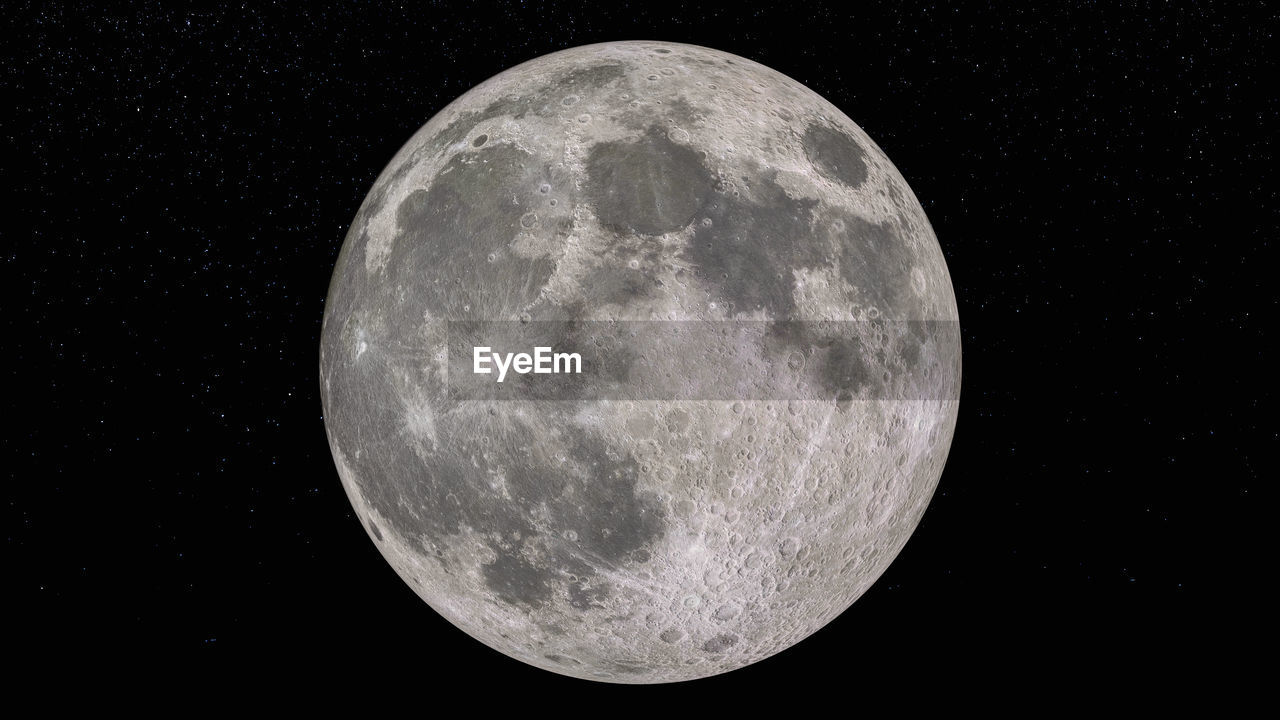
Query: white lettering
473 346 583 382
493 350 513 383
554 350 581 374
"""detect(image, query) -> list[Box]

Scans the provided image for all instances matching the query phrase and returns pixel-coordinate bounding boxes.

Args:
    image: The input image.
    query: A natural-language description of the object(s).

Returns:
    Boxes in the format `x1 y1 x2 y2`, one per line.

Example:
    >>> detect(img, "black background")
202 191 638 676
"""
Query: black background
10 1 1270 703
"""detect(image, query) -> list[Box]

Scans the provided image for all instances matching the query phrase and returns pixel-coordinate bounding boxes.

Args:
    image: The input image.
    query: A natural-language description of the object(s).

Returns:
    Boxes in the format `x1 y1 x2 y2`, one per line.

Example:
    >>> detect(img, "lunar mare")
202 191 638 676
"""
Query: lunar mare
320 41 960 683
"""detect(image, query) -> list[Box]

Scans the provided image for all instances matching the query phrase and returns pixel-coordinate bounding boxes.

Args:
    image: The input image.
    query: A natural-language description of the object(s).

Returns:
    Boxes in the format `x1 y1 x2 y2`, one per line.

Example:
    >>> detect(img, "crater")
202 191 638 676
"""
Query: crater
831 213 915 315
388 143 555 318
803 123 869 188
481 63 627 120
702 633 739 653
483 547 553 608
684 168 821 317
586 126 715 236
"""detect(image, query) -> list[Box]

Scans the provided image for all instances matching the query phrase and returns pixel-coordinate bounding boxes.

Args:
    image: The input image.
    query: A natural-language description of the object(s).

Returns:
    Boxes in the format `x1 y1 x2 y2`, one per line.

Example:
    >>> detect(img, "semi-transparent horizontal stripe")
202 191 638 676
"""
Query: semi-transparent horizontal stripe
443 320 961 401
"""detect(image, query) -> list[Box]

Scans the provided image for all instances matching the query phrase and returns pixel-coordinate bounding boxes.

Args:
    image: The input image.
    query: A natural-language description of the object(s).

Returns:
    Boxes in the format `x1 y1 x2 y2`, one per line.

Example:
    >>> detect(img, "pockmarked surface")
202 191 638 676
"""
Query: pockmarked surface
321 41 960 683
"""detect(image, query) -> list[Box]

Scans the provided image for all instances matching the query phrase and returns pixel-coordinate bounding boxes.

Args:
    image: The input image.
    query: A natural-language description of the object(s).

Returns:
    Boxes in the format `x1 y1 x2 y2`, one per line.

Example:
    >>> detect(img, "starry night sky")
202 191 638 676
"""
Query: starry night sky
10 1 1271 698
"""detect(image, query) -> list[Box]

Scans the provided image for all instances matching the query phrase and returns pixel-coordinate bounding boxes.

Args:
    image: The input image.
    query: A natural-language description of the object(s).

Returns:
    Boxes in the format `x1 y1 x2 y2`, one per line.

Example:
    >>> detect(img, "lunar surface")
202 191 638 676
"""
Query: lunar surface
320 41 960 683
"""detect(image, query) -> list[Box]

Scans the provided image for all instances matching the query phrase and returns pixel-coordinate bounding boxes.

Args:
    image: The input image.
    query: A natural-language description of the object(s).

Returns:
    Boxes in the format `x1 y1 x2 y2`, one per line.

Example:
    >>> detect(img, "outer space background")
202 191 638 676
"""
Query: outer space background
8 1 1270 704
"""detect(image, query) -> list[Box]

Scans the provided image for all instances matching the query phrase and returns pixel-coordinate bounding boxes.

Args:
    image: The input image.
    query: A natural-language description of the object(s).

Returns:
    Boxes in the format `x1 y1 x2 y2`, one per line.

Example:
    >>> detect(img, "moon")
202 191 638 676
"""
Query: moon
320 41 960 683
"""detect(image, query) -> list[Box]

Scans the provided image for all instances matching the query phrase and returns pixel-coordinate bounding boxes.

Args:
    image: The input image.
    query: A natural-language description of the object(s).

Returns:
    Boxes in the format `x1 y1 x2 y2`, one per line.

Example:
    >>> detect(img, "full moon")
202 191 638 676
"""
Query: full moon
321 41 960 683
